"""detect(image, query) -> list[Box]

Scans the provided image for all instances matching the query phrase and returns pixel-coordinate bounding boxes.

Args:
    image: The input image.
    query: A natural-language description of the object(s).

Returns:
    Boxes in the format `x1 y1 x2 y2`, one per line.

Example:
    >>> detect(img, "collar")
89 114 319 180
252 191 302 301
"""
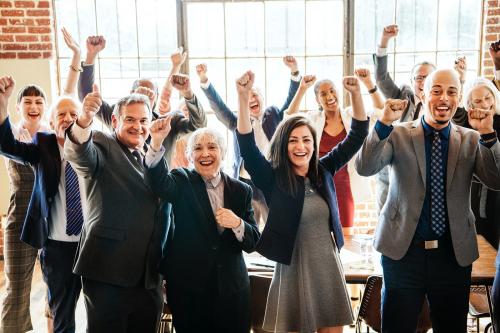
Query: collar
203 172 222 189
421 116 451 139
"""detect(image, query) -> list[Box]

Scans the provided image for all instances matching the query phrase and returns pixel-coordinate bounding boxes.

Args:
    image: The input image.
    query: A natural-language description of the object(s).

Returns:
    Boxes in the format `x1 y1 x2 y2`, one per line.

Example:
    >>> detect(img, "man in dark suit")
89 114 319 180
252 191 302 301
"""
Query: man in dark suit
65 86 164 332
356 69 500 332
0 76 84 333
144 122 260 333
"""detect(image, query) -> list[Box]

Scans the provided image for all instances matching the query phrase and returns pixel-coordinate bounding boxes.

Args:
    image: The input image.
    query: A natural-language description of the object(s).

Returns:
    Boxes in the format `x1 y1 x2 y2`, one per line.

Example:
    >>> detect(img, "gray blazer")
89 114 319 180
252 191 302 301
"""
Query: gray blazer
64 129 163 289
355 120 500 267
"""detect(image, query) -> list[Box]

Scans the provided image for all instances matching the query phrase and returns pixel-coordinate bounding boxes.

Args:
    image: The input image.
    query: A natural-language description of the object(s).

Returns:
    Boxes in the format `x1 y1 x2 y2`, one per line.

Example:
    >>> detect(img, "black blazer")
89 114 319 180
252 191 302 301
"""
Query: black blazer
236 118 370 265
146 162 260 296
0 117 61 248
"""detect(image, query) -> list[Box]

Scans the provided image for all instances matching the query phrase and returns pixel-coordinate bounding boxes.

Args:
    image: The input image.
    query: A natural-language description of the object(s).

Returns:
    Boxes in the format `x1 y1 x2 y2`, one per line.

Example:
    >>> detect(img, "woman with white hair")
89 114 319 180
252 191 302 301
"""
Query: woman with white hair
463 77 500 332
145 124 260 333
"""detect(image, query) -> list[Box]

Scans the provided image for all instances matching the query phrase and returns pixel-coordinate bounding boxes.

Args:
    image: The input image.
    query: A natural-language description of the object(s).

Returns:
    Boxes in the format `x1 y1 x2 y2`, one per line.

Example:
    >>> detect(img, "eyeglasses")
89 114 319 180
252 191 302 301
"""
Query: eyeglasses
414 75 428 82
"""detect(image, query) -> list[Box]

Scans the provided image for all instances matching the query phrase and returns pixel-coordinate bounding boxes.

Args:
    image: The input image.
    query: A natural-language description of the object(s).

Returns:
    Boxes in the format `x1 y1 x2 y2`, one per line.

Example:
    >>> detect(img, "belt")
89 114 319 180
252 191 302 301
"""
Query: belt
412 239 439 250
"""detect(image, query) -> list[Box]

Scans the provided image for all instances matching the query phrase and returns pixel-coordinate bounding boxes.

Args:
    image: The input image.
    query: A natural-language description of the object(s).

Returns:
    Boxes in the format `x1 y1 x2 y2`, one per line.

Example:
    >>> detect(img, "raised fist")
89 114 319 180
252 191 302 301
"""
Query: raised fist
380 98 408 125
236 71 255 95
283 55 298 73
343 76 361 94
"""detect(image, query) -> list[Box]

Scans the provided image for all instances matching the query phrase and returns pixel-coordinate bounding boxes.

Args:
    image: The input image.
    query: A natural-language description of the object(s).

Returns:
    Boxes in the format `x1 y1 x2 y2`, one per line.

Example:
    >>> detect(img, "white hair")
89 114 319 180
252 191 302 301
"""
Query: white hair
463 77 500 116
48 95 82 121
186 127 227 160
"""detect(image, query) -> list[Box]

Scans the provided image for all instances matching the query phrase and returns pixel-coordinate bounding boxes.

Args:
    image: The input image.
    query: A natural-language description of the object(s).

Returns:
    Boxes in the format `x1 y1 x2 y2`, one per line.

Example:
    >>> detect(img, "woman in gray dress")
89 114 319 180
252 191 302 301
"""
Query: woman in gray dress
236 71 369 333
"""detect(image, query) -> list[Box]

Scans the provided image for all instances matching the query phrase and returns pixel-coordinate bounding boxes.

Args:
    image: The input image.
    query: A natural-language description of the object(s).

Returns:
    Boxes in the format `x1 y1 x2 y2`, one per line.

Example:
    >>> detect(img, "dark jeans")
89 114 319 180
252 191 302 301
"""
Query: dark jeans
39 239 81 333
380 238 471 333
82 277 163 333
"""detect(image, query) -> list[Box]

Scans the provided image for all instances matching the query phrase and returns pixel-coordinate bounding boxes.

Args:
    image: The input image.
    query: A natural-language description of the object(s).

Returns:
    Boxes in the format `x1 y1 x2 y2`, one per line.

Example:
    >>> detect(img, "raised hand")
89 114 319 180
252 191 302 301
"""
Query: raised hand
379 24 399 48
171 46 187 68
380 98 408 126
236 70 254 96
354 68 374 87
0 75 15 123
170 74 193 99
196 63 208 84
216 208 241 229
454 56 467 83
468 108 495 135
489 40 500 70
85 35 106 64
78 84 102 128
61 27 80 55
149 114 173 150
134 86 155 107
283 55 298 73
343 76 361 94
299 75 316 90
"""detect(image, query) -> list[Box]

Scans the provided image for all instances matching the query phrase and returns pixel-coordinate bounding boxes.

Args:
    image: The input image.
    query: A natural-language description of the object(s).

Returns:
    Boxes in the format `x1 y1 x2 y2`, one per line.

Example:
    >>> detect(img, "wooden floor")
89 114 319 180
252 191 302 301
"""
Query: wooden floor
0 259 492 333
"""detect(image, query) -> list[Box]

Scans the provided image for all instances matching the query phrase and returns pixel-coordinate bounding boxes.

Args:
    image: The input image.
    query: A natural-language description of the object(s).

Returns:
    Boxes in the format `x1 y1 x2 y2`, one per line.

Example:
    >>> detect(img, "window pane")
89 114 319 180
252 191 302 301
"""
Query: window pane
139 58 171 80
225 58 266 109
186 3 225 57
98 59 139 79
225 3 265 57
396 0 437 53
265 57 305 110
354 0 395 54
306 0 344 56
95 0 138 57
394 52 435 86
100 78 136 102
265 1 305 56
137 0 177 57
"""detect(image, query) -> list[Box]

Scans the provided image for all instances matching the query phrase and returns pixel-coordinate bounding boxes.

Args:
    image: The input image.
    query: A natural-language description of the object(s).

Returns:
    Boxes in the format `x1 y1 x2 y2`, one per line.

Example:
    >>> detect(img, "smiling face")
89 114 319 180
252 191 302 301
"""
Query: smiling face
248 88 264 118
287 125 315 176
189 133 223 179
422 69 461 130
17 95 46 126
412 63 435 100
112 102 151 150
470 85 495 111
50 98 79 140
315 81 339 113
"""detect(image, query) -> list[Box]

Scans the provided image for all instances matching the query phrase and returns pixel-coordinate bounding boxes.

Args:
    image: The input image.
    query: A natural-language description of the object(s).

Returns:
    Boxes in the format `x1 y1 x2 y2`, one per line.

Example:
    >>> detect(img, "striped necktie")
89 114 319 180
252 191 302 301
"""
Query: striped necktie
65 163 83 236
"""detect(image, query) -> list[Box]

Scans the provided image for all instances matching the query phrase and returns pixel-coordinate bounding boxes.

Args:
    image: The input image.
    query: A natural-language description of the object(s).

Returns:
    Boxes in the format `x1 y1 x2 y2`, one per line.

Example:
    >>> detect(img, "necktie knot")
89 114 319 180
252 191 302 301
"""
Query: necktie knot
132 150 143 165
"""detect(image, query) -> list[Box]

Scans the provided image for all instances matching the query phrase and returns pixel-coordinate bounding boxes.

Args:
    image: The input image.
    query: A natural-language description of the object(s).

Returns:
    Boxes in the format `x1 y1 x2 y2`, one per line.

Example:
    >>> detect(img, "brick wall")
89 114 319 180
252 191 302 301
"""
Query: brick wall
0 0 53 60
482 0 500 77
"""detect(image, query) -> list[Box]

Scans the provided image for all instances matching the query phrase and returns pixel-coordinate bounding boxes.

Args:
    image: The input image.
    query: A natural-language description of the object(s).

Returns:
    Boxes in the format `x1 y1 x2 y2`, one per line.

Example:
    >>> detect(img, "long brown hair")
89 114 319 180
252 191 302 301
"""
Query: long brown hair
267 115 320 196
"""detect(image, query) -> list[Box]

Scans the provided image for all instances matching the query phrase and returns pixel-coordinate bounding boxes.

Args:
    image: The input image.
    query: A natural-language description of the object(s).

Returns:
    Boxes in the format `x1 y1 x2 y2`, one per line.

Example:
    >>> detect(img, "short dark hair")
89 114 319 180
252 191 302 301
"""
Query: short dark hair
112 93 152 119
16 85 46 104
268 115 320 196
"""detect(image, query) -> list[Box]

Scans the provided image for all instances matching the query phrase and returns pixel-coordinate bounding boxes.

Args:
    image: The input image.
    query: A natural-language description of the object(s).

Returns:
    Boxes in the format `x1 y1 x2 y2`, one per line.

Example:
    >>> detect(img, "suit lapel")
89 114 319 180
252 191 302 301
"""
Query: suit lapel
192 173 220 239
446 125 461 191
410 120 426 187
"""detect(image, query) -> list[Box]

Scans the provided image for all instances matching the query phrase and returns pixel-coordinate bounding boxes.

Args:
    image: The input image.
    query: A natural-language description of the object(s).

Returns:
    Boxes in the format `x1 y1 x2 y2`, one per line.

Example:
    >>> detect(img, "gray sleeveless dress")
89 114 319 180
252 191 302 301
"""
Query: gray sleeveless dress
262 179 353 332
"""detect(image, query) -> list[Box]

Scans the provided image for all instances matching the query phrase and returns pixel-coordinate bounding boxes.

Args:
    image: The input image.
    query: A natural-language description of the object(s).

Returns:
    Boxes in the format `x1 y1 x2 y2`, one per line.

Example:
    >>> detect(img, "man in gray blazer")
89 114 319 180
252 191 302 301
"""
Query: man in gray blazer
65 86 164 332
356 69 500 332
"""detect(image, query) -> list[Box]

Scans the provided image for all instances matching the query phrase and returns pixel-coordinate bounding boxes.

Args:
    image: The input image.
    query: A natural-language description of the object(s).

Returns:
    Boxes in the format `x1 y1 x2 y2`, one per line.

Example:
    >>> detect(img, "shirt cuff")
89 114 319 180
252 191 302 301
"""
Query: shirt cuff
374 120 393 140
185 94 197 104
81 61 94 68
71 121 93 144
495 70 500 81
232 219 245 242
200 80 211 89
291 73 301 82
376 47 388 57
479 131 498 148
145 145 166 168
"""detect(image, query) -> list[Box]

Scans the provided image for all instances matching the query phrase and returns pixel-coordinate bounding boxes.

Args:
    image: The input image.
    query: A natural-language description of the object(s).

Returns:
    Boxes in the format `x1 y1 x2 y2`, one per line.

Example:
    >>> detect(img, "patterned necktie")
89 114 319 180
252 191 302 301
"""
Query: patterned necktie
430 131 446 237
132 150 143 166
65 163 83 236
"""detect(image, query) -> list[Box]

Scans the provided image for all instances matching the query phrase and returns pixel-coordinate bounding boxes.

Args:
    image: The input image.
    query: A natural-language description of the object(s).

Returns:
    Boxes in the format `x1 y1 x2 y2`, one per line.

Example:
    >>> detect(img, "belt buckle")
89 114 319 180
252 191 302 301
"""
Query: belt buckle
424 240 438 249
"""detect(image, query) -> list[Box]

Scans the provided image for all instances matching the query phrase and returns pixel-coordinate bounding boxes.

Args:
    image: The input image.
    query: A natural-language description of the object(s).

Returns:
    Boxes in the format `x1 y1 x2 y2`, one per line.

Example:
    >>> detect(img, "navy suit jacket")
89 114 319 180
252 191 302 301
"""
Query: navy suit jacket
201 79 299 178
0 118 60 248
236 118 369 264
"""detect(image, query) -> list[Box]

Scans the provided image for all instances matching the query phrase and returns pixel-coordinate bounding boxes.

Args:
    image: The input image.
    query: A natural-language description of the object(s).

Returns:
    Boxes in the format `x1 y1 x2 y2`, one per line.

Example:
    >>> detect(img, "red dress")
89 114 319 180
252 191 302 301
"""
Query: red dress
319 128 354 228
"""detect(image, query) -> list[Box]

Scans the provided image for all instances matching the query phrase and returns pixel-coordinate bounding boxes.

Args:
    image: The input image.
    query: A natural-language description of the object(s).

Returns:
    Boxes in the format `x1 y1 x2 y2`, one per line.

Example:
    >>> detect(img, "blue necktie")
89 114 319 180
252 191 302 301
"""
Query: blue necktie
65 163 83 236
430 131 446 237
